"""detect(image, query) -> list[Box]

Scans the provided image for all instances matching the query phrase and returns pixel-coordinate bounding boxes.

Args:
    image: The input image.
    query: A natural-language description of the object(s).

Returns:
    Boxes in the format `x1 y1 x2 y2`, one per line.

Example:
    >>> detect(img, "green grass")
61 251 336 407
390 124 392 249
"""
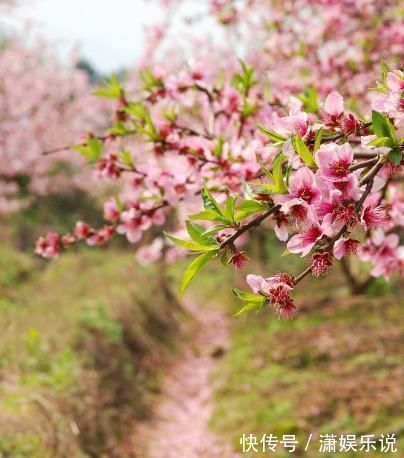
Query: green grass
0 245 180 457
211 268 404 457
1 230 402 457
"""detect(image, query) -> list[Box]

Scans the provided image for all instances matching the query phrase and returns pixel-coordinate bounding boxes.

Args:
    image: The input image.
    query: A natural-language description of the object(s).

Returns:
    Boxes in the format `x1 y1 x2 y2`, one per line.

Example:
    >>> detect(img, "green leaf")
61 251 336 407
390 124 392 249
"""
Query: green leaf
257 125 287 144
162 106 177 123
291 134 317 167
185 220 216 245
285 164 293 186
234 301 265 317
234 200 266 222
92 75 122 99
255 153 273 180
242 99 258 118
126 102 150 123
271 153 288 193
119 150 134 167
388 149 402 166
201 187 223 215
372 111 397 142
314 127 323 152
213 137 224 157
296 87 319 113
73 134 102 162
232 289 266 302
249 183 276 194
180 250 218 295
201 225 227 236
139 68 163 91
108 122 132 136
367 137 394 148
165 233 219 251
189 210 228 224
87 135 102 160
224 195 237 224
220 250 229 267
232 60 256 94
381 60 391 86
114 196 125 212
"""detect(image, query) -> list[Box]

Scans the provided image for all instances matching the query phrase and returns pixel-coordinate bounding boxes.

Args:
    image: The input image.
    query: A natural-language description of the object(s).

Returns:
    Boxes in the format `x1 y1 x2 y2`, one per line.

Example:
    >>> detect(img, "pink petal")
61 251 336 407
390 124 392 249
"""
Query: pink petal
287 234 305 254
324 91 344 116
246 274 265 293
274 222 288 242
333 239 346 260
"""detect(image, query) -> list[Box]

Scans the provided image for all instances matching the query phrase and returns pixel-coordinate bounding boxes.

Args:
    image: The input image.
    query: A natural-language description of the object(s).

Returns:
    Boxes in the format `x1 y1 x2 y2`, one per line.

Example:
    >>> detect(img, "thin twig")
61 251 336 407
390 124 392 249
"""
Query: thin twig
349 157 378 172
220 204 280 250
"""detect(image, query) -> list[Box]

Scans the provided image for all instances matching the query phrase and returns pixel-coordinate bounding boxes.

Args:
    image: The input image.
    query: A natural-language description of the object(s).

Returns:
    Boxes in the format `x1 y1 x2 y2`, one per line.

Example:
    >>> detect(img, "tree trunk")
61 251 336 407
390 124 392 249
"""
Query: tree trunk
339 257 374 294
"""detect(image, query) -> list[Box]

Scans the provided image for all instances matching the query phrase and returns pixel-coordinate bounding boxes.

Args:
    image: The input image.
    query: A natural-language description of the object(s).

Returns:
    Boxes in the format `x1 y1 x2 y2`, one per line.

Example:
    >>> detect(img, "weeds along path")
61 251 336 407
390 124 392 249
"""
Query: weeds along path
129 300 240 458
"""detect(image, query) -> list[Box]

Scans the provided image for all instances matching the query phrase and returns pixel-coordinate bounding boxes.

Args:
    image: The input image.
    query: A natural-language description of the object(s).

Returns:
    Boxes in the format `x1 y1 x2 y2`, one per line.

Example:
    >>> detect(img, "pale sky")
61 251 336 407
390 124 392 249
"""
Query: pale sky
6 0 167 73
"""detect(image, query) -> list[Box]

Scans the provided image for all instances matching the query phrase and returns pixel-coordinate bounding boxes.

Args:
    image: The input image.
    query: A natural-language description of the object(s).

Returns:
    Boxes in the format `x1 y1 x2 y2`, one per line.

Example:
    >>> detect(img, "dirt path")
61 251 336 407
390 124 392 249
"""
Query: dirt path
129 300 240 458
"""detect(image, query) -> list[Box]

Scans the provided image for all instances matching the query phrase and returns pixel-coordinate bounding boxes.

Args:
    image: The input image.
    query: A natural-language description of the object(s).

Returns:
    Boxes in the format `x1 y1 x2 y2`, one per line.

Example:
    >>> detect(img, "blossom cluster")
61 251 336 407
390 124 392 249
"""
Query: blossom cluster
33 1 403 318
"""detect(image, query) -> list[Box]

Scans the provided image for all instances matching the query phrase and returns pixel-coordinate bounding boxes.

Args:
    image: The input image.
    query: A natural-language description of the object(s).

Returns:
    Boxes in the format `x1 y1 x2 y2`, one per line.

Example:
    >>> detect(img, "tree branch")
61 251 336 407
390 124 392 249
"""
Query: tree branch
220 204 280 250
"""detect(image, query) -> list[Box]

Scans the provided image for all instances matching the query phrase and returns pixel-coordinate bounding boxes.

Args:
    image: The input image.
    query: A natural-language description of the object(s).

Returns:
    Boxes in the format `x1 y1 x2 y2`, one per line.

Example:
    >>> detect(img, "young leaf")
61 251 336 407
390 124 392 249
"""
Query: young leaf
235 200 267 222
367 137 394 148
165 233 219 251
232 289 267 302
189 210 228 224
213 137 224 157
291 133 317 167
257 125 287 144
314 127 323 152
114 195 125 212
73 134 102 162
372 111 397 142
201 187 223 215
285 164 293 186
249 183 276 194
242 99 258 118
119 150 134 167
201 225 227 236
234 301 265 317
139 68 163 91
296 87 319 113
93 75 122 99
185 220 216 245
271 153 288 193
224 195 237 224
388 149 402 166
87 135 102 159
162 106 177 123
232 60 256 94
220 250 229 267
255 153 273 180
180 250 218 295
108 122 132 136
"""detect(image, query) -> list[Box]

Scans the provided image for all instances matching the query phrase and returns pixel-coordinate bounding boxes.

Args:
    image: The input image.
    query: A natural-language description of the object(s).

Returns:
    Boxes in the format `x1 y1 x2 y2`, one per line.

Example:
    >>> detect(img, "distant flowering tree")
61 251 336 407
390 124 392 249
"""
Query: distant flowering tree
36 0 403 318
0 36 106 211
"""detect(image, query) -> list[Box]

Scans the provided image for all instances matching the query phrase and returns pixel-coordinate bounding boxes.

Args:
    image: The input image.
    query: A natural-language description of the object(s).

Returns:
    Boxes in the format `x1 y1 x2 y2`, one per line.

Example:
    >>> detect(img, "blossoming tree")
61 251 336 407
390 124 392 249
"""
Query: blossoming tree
35 0 403 318
0 34 106 212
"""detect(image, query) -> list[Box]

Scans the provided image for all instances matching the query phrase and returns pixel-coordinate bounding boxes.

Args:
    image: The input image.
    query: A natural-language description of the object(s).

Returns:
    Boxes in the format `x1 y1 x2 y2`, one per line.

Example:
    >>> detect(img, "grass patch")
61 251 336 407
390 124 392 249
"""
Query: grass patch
0 246 182 457
211 272 404 457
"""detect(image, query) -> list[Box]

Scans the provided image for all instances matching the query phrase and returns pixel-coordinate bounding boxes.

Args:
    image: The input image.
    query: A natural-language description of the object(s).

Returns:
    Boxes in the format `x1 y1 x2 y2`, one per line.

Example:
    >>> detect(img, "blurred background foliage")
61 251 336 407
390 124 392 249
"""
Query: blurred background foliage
0 193 185 457
0 191 402 457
